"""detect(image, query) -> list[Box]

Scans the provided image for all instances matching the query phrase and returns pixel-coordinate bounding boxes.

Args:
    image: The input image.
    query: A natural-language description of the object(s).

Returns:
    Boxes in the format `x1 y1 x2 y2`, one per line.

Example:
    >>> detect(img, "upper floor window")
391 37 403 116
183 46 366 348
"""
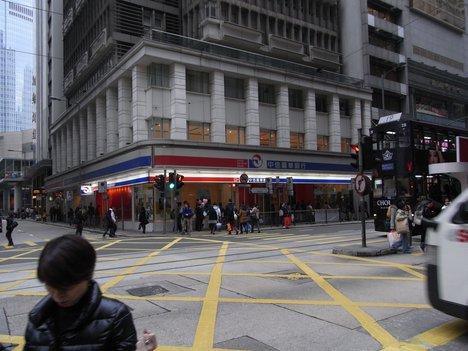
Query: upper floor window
341 137 351 153
339 99 350 116
149 118 170 139
186 70 209 94
147 63 169 88
316 94 328 113
225 77 245 99
188 121 210 142
258 83 275 104
289 89 304 108
226 125 245 144
291 132 304 149
317 135 329 151
260 129 276 147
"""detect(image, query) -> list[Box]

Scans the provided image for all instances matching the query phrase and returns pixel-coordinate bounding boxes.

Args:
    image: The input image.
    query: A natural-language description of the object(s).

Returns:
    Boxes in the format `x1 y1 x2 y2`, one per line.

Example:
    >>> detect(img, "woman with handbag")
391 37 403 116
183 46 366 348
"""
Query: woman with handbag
392 201 412 254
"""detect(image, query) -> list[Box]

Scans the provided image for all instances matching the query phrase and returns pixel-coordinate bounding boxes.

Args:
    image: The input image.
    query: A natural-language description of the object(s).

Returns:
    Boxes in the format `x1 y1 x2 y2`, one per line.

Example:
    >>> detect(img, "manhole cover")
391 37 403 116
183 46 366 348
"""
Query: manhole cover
127 285 169 297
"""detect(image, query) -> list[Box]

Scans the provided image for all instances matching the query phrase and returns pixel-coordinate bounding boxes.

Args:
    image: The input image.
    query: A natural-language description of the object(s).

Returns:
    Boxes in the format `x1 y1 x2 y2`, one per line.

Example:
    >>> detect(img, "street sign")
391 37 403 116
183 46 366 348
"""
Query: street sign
251 187 269 194
354 174 371 195
240 173 249 184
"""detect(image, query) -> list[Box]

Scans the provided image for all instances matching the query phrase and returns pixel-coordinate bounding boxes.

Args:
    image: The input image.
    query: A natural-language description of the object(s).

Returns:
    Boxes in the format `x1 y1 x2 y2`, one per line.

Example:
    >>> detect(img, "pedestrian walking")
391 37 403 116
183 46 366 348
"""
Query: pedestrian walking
103 208 117 238
250 204 261 233
238 205 249 234
74 207 84 236
5 213 18 247
23 234 157 351
181 201 193 235
206 201 218 234
138 207 148 234
224 199 238 235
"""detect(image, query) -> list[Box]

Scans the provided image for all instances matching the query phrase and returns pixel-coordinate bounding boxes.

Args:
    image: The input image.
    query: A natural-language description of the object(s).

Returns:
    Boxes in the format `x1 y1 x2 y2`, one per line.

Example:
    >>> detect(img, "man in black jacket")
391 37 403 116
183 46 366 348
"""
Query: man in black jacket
24 235 156 350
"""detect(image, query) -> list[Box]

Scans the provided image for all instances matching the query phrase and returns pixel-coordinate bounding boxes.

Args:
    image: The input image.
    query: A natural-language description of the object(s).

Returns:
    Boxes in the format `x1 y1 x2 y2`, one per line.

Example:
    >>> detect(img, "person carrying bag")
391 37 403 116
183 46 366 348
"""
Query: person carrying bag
391 201 412 254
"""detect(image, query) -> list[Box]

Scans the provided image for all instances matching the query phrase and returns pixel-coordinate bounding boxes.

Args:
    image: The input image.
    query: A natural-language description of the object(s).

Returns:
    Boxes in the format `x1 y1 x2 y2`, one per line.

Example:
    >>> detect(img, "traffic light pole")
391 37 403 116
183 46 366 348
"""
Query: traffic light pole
358 129 367 248
163 169 167 233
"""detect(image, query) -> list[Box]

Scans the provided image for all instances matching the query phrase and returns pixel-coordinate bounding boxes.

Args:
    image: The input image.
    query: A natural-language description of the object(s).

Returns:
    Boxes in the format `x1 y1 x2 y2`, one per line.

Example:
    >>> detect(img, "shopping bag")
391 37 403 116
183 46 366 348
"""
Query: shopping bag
283 216 291 228
387 231 400 247
227 223 231 232
216 222 222 231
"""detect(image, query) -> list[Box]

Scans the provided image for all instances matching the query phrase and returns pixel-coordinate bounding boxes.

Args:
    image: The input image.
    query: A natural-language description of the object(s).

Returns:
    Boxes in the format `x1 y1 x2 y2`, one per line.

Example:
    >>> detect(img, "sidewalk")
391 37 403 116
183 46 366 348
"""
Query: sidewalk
34 218 376 238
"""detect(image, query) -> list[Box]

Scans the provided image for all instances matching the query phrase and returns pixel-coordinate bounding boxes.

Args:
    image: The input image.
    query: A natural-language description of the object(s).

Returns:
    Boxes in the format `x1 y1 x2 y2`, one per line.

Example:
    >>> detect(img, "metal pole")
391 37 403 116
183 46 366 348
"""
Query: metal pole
358 128 366 247
381 73 385 112
163 169 167 233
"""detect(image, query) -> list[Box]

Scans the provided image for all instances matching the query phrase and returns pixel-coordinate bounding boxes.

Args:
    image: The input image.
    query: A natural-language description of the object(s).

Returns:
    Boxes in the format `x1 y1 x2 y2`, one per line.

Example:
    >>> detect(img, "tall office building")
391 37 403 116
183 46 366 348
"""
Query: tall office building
41 0 372 229
340 0 468 127
0 0 35 132
0 30 16 132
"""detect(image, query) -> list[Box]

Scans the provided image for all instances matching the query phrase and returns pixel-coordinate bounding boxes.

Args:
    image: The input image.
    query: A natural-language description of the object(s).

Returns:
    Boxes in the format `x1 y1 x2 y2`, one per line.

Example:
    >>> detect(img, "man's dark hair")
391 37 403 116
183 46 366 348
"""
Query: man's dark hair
37 235 96 288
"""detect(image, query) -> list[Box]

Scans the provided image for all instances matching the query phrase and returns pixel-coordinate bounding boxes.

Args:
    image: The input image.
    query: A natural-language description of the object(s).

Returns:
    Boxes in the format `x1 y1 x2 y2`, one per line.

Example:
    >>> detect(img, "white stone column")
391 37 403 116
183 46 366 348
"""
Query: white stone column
351 99 362 144
170 63 187 140
362 99 372 136
245 78 260 146
328 94 341 152
72 116 80 166
132 65 147 142
276 84 290 148
13 184 21 212
106 87 119 152
210 71 226 143
79 110 87 163
304 89 317 150
87 103 96 160
96 96 106 156
66 122 73 168
118 77 132 147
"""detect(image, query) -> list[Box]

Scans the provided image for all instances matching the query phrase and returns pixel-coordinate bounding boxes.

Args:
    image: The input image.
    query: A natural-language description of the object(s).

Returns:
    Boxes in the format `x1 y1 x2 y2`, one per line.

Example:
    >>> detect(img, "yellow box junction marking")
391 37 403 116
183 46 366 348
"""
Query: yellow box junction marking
283 249 400 349
100 238 181 293
193 242 228 350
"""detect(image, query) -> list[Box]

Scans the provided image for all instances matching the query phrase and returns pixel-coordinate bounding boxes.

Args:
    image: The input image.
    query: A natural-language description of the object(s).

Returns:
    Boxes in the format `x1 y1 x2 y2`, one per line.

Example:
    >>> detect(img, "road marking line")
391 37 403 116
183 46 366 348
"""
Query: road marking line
23 241 37 246
408 319 468 348
283 249 400 348
100 238 181 293
193 242 228 350
0 271 36 292
0 248 42 263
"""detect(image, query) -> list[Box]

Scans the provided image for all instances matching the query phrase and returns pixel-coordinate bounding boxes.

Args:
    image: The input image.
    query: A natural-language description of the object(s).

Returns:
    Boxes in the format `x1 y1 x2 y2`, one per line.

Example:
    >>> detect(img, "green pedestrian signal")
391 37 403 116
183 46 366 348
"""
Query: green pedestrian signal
168 172 176 190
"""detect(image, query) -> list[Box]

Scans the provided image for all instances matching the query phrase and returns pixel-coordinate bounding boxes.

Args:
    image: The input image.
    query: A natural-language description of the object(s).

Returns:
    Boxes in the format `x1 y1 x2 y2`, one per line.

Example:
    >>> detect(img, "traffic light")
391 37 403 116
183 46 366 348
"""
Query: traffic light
350 144 360 170
168 172 176 190
154 174 165 192
361 135 374 170
176 174 184 189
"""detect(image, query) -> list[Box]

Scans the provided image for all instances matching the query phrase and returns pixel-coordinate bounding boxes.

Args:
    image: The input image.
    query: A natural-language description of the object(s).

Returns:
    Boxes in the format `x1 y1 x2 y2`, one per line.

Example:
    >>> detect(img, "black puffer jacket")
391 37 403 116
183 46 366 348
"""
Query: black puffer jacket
24 280 137 350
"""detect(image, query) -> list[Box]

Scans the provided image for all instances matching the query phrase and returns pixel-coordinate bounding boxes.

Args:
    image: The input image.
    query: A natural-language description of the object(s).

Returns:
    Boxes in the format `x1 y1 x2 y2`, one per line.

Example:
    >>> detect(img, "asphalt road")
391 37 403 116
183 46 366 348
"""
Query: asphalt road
0 220 467 351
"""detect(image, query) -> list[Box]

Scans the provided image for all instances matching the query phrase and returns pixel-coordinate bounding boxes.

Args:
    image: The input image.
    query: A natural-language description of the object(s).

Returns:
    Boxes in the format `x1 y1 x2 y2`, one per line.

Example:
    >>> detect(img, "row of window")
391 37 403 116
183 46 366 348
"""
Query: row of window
149 118 352 152
147 63 353 113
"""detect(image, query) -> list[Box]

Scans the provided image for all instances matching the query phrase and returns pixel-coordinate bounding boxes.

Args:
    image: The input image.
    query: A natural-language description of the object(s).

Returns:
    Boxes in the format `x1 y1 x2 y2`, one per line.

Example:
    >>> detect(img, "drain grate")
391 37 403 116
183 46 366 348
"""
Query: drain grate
127 285 169 297
214 335 279 351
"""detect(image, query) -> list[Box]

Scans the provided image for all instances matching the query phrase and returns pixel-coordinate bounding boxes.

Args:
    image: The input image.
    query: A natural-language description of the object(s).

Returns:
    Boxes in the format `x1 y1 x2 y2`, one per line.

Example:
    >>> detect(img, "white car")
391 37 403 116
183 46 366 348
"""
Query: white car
425 188 468 320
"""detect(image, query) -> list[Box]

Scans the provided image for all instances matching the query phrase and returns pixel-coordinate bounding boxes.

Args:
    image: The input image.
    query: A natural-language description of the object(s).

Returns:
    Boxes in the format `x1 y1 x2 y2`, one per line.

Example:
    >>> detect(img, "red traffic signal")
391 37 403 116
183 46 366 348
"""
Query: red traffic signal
350 144 359 170
154 174 165 192
176 174 184 189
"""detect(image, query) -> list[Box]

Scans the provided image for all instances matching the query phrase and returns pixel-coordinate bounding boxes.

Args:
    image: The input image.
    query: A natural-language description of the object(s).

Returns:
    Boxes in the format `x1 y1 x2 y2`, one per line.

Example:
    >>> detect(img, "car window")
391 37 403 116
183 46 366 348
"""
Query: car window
453 201 468 224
